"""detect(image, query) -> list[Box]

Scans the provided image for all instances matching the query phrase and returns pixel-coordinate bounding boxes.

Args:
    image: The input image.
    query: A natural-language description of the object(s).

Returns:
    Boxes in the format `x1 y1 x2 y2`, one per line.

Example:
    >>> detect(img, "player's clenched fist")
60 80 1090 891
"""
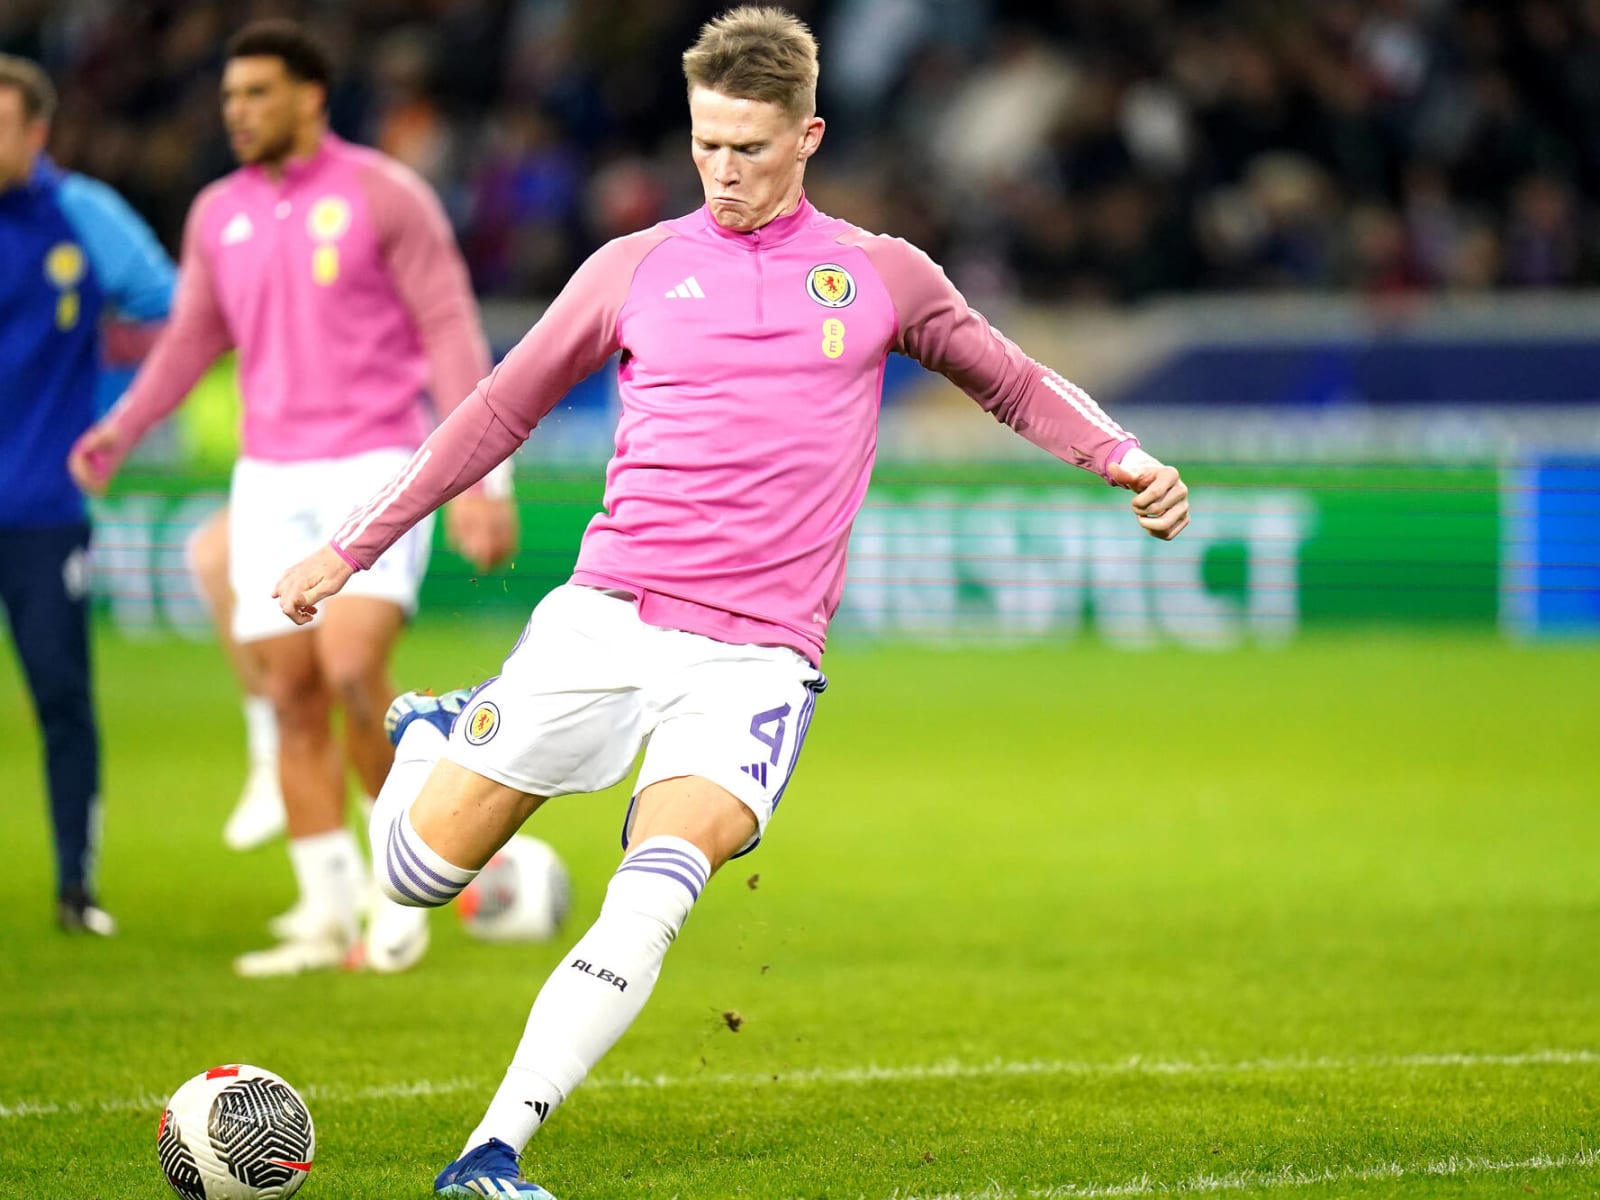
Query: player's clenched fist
1107 447 1190 540
66 421 131 497
446 493 519 572
273 543 356 625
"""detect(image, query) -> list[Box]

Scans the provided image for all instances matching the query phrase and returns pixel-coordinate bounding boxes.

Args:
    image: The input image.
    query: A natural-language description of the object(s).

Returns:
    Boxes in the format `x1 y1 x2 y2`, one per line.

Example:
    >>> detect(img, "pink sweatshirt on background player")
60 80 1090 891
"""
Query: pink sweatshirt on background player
104 133 488 462
334 197 1138 664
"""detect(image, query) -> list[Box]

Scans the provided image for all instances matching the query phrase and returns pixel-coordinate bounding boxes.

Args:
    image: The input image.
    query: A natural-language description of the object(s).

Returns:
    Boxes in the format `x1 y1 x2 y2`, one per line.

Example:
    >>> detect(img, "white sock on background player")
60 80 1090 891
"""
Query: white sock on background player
243 694 278 771
224 695 286 852
285 829 362 944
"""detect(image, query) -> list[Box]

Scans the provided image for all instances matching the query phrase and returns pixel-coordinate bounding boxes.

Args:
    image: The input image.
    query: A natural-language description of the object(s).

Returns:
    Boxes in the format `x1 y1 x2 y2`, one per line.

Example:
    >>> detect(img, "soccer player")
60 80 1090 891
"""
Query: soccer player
274 7 1189 1194
67 20 516 976
0 53 176 935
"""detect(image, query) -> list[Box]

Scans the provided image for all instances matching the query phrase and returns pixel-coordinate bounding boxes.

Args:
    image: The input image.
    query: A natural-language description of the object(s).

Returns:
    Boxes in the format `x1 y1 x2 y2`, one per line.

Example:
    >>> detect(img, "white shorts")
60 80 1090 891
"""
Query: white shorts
448 584 826 855
228 450 435 643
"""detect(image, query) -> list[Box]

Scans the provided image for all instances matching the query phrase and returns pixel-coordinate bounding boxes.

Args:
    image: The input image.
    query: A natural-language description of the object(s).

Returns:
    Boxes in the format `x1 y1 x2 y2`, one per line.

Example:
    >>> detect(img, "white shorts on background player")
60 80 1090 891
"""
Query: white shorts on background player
450 583 824 850
228 449 436 643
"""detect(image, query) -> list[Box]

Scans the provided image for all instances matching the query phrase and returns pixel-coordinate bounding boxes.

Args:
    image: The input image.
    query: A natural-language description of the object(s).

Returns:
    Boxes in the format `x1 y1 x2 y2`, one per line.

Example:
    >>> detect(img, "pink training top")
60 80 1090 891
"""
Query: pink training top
334 197 1137 664
105 133 489 462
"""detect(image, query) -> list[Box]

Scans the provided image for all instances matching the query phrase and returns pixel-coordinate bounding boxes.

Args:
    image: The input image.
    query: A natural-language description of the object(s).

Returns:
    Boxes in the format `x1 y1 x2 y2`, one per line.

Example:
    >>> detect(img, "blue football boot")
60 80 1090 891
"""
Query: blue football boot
434 1138 557 1198
383 687 474 747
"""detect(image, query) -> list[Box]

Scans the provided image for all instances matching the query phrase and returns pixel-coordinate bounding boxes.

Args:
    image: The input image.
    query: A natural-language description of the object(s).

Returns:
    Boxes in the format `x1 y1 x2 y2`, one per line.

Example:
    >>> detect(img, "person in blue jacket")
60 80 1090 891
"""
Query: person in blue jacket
0 54 175 934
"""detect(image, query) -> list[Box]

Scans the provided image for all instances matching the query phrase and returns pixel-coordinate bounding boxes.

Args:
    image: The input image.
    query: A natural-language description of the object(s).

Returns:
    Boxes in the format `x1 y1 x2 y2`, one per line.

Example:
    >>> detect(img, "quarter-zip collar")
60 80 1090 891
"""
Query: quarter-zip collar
248 130 339 191
699 193 815 249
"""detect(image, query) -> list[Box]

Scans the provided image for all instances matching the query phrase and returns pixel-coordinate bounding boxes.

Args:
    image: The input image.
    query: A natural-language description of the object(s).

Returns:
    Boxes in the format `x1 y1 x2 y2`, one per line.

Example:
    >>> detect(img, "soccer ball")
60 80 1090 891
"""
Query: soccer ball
157 1064 314 1199
457 834 571 942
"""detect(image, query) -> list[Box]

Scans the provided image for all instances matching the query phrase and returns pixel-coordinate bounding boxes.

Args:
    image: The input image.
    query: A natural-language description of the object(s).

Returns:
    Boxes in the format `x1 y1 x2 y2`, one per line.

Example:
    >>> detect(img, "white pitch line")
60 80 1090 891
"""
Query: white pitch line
881 1147 1600 1199
3 1048 1598 1122
596 1048 1600 1091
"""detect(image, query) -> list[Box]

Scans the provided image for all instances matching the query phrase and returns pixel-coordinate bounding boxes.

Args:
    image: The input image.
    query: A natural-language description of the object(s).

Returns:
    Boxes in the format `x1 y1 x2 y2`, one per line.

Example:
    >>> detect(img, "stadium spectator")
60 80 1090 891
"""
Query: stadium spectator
0 52 175 936
66 19 517 977
11 2 1600 299
272 8 1189 1195
13 1 1600 303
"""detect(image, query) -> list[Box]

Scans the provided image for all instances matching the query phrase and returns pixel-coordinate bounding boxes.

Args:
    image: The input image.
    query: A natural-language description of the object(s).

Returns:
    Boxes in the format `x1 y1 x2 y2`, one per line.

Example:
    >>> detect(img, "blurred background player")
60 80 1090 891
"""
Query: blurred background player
0 53 175 935
187 507 287 854
68 20 516 976
274 7 1188 1194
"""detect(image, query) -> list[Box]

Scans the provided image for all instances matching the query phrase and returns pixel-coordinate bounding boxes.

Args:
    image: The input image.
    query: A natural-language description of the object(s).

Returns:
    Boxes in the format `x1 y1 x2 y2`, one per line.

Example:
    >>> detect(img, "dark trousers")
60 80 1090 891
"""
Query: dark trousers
0 523 100 897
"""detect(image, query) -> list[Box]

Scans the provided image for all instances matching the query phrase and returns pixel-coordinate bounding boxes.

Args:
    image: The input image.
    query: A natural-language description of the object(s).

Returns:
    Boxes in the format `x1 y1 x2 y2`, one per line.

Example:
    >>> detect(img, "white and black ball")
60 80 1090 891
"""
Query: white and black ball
158 1064 314 1200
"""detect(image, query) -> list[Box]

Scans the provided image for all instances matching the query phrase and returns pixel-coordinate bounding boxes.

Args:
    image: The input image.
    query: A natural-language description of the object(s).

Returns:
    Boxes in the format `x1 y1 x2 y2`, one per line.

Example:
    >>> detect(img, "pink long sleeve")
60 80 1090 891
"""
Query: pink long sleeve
331 196 1144 666
105 186 234 448
332 230 665 566
847 232 1136 480
361 157 490 418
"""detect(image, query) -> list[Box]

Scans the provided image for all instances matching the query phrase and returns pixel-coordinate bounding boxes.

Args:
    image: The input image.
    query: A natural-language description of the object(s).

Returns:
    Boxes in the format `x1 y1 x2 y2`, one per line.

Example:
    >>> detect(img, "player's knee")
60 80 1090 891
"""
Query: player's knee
184 510 228 586
334 676 386 731
318 657 387 724
260 659 330 726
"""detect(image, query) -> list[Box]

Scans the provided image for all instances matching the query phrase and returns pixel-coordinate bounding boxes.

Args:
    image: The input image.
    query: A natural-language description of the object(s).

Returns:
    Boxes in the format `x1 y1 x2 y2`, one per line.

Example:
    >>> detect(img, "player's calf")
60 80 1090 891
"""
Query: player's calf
454 836 710 1157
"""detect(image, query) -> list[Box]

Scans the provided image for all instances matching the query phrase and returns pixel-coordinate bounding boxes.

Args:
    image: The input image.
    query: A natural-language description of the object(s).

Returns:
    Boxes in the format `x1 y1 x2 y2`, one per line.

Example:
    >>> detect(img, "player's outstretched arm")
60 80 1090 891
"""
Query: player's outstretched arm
362 156 519 572
1107 447 1190 540
273 544 356 626
67 188 232 497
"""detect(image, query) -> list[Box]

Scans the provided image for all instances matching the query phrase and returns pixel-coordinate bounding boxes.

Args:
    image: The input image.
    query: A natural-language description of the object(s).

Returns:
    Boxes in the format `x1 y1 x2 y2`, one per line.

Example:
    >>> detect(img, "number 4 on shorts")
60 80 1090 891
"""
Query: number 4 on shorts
741 704 790 788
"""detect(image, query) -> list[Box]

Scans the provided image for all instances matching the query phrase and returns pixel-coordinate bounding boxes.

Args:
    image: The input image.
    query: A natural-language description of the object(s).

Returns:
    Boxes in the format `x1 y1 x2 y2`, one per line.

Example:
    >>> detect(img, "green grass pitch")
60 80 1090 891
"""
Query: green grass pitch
1 623 1597 1199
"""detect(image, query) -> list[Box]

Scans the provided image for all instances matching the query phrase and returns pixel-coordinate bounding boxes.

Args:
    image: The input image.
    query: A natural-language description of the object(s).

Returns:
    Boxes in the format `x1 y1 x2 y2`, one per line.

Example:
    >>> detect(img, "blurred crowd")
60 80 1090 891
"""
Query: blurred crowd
6 0 1600 304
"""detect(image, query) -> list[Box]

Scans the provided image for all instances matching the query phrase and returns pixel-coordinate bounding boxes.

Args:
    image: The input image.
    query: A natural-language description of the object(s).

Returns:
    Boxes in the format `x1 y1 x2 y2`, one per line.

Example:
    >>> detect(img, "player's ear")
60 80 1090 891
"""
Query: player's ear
299 79 326 122
798 115 824 160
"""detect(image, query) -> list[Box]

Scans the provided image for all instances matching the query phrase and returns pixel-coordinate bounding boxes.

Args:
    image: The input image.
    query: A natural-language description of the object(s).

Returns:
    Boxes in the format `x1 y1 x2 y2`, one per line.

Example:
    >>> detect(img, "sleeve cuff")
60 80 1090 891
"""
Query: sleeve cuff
1104 437 1140 481
330 541 363 571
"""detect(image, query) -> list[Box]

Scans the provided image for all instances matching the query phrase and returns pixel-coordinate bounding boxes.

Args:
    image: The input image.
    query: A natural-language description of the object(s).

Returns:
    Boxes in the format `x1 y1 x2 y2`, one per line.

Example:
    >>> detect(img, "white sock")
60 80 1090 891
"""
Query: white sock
286 829 362 943
462 835 710 1155
382 808 478 907
243 695 278 767
368 721 479 907
369 720 445 854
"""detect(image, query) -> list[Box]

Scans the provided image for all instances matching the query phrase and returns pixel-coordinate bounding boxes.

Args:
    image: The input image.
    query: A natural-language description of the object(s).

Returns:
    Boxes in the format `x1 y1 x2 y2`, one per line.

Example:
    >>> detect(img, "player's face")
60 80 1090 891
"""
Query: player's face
221 56 319 167
689 86 823 232
0 87 47 191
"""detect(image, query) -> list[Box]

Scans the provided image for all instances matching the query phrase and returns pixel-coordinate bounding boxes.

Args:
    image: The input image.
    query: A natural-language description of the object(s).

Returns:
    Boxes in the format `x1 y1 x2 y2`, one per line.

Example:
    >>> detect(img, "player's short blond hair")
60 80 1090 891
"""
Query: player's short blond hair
0 54 57 123
682 6 819 119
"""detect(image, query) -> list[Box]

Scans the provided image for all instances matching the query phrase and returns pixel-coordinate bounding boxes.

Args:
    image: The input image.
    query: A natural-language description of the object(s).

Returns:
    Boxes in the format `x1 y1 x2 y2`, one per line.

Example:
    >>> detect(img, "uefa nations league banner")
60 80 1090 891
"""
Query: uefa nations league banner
90 457 1597 644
